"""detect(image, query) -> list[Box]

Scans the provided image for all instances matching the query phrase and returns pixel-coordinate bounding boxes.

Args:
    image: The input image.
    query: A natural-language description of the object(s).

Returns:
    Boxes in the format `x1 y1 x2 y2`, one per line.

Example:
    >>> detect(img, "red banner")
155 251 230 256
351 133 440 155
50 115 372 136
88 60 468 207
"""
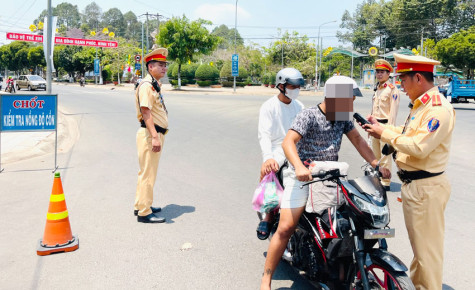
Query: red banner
6 32 118 48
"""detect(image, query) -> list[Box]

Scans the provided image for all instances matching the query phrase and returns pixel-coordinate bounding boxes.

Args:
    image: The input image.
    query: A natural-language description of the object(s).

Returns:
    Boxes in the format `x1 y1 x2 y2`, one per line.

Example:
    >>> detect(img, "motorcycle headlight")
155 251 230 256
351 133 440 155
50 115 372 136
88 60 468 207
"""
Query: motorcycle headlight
353 196 390 228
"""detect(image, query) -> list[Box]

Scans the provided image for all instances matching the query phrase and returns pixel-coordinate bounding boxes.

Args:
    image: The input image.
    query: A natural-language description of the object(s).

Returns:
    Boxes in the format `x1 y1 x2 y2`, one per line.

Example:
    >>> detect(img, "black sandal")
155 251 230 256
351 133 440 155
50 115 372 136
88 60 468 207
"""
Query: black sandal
256 221 270 240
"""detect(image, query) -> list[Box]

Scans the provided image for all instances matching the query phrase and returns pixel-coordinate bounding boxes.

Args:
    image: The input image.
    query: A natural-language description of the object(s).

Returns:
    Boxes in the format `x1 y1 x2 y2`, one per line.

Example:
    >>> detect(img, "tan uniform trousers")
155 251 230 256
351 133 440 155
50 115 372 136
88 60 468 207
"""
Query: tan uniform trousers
401 173 450 290
135 127 165 216
370 136 392 186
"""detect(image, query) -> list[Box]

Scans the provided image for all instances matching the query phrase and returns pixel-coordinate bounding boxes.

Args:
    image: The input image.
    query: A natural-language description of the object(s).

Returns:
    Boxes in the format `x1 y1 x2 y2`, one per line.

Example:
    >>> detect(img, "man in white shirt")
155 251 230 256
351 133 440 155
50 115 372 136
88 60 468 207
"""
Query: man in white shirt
257 68 305 240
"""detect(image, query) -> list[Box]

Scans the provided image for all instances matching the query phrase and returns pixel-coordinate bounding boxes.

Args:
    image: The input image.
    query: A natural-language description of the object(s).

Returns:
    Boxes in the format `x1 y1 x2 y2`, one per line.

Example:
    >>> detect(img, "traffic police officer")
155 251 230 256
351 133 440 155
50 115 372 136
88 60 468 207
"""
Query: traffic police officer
364 53 455 290
134 48 169 223
371 59 400 190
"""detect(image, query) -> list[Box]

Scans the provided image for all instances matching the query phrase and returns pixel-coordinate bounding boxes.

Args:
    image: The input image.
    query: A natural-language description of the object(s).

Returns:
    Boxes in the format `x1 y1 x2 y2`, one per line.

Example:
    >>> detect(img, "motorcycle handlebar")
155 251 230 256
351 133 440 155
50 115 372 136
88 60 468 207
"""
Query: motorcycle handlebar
301 168 347 188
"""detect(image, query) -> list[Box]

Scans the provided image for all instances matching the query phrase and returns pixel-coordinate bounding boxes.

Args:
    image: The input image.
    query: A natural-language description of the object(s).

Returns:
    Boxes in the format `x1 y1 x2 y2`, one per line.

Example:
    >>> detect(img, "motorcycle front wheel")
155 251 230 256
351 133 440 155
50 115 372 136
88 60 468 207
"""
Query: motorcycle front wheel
350 263 415 290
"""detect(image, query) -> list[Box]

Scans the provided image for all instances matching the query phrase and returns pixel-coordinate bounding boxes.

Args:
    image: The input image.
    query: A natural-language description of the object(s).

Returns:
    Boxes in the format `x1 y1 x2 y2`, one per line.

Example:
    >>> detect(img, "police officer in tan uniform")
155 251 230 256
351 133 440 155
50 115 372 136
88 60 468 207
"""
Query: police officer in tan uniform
364 53 455 290
134 48 169 223
371 59 400 190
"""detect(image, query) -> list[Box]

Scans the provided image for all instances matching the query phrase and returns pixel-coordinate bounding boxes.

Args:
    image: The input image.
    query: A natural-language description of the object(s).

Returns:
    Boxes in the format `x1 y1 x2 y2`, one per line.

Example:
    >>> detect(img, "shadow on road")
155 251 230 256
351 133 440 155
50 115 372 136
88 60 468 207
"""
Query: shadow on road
163 204 195 223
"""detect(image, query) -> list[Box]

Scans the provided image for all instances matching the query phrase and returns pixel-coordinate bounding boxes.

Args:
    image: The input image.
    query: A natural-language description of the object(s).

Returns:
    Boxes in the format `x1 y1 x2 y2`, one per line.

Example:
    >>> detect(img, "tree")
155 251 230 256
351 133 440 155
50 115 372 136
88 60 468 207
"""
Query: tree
211 24 243 50
56 45 82 77
55 2 81 29
28 46 46 74
266 30 315 69
435 26 475 78
102 8 126 37
337 1 384 50
123 11 141 42
0 42 31 73
157 16 219 88
82 2 102 31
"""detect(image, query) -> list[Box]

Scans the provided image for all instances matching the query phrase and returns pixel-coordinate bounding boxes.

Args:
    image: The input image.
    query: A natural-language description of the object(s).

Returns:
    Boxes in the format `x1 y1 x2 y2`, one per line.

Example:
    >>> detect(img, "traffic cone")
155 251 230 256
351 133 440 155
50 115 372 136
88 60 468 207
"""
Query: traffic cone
37 172 79 256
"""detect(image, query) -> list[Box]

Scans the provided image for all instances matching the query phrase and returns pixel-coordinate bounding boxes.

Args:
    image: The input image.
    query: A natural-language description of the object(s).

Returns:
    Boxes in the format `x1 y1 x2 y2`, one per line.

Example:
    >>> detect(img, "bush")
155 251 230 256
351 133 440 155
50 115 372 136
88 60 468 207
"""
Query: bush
167 63 176 79
181 63 200 80
221 81 246 87
102 65 112 82
170 79 192 86
269 72 276 85
197 80 219 87
261 74 270 85
195 64 219 81
219 61 249 81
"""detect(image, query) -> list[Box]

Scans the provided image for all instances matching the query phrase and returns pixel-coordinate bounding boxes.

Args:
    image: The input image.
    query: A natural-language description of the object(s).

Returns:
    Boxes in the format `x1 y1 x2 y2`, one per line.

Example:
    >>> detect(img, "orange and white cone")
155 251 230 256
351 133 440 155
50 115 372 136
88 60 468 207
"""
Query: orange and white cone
37 172 79 256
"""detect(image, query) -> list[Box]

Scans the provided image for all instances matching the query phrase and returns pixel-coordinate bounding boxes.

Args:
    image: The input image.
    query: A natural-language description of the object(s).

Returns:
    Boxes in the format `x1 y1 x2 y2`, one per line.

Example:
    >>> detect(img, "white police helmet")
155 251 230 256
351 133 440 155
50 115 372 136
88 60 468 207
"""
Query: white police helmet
275 68 305 87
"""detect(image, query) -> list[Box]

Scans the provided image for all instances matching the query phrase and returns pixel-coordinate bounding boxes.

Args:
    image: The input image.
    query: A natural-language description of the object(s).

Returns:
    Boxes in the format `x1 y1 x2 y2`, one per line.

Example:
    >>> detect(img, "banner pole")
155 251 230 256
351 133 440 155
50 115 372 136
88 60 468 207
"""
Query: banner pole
53 95 58 173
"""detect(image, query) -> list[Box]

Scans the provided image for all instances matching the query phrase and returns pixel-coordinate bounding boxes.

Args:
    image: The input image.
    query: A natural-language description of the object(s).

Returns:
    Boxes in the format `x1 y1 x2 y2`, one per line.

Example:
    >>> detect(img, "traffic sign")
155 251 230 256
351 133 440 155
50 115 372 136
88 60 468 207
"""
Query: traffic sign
135 55 141 62
232 54 239 77
135 63 141 71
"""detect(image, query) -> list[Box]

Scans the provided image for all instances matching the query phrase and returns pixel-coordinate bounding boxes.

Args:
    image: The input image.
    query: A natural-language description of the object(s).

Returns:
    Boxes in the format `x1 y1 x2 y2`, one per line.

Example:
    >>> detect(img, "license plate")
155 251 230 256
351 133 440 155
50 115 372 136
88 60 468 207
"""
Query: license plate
364 229 395 239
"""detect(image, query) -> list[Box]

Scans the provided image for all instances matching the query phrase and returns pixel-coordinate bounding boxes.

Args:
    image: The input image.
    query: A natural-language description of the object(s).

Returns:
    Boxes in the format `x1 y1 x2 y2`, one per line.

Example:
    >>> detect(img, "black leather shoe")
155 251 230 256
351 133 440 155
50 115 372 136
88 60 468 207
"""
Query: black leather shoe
137 213 166 223
134 206 162 216
383 186 391 191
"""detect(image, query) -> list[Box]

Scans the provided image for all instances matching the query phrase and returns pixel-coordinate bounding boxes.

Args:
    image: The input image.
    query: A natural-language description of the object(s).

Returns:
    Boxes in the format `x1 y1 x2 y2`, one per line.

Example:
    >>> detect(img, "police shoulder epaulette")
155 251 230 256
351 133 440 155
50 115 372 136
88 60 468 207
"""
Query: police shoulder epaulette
388 83 395 89
432 93 442 106
420 93 431 105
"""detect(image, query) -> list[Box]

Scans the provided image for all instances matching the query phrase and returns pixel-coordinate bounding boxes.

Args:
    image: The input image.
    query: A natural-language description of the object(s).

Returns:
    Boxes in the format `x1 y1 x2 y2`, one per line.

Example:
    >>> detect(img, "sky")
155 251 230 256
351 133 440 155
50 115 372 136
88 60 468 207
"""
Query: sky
0 0 361 49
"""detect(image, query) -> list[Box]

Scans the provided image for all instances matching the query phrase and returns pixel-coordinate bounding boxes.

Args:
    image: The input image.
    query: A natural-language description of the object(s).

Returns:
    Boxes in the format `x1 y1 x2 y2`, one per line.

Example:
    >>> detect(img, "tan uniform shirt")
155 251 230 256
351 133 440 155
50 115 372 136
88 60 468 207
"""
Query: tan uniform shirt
381 86 455 172
372 80 400 126
135 74 168 129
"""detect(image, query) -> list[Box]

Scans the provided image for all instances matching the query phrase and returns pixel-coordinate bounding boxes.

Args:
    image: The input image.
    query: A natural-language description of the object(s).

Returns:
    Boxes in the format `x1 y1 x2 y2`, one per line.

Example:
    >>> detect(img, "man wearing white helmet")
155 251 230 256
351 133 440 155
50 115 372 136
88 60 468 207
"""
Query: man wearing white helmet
260 75 390 289
256 68 305 240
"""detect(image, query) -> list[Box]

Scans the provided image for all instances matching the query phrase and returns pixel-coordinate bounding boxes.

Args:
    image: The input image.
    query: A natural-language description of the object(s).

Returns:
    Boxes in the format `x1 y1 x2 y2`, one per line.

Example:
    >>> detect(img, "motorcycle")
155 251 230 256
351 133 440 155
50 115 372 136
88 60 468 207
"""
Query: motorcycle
80 78 85 87
259 161 415 289
5 81 15 93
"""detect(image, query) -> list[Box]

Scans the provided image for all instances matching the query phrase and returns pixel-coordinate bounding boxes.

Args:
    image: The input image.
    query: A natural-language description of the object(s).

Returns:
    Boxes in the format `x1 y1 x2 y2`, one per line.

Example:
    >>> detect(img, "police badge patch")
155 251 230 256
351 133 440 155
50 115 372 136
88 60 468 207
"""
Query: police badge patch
427 118 440 132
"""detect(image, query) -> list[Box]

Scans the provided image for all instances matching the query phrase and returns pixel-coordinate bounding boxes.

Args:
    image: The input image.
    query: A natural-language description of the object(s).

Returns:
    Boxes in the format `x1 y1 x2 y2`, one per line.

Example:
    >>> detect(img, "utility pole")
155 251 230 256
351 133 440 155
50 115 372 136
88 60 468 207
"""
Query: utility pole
141 21 145 77
233 0 238 93
145 12 150 54
46 0 52 94
316 20 336 91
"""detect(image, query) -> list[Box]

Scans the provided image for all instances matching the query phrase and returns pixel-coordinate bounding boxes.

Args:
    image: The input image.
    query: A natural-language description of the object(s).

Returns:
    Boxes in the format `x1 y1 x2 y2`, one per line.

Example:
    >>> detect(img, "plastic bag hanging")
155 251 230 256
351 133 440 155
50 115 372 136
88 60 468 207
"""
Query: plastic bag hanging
251 171 284 213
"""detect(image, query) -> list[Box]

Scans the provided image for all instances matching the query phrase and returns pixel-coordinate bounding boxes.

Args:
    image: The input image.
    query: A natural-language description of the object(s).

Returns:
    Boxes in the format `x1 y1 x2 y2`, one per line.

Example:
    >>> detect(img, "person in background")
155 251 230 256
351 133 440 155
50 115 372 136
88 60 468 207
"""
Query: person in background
134 48 169 224
371 59 400 191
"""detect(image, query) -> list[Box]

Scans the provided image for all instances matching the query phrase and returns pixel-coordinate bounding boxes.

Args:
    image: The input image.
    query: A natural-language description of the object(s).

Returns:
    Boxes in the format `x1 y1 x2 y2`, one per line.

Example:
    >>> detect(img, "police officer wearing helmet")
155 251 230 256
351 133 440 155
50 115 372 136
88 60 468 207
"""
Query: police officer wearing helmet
256 68 305 240
364 53 455 290
371 59 400 190
260 75 390 290
134 47 169 223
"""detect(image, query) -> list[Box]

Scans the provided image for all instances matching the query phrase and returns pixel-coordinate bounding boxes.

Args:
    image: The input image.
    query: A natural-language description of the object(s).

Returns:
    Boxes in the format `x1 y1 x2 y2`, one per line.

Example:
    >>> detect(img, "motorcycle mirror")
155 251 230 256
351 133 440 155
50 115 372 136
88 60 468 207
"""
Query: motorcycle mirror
382 144 395 156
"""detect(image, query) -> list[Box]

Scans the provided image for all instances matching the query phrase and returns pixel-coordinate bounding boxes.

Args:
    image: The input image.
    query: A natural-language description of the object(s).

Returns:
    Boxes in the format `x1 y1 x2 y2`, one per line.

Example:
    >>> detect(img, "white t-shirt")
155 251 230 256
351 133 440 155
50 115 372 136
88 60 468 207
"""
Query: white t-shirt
258 95 304 167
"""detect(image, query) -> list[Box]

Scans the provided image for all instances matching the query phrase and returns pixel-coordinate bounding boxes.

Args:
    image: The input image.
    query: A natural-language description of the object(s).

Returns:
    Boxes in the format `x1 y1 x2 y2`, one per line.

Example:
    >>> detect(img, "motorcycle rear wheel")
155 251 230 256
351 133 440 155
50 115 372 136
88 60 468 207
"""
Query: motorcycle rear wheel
350 263 415 290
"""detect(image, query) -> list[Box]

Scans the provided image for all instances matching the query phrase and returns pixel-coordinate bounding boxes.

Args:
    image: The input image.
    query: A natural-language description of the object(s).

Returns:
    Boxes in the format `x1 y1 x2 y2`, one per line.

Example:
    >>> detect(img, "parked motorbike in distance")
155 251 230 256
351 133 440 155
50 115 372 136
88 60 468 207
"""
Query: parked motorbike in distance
259 162 414 289
5 81 15 93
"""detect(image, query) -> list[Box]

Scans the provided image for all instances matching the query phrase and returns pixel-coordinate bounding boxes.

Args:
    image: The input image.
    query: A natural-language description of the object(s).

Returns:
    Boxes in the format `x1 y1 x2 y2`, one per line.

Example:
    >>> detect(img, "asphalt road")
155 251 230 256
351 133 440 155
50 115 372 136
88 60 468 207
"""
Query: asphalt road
0 84 474 289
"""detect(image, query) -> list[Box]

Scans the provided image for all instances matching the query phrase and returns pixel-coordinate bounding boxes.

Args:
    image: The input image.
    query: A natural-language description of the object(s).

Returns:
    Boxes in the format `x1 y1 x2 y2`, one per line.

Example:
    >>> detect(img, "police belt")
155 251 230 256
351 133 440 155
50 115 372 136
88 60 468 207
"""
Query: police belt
397 169 443 184
376 119 388 124
140 120 168 135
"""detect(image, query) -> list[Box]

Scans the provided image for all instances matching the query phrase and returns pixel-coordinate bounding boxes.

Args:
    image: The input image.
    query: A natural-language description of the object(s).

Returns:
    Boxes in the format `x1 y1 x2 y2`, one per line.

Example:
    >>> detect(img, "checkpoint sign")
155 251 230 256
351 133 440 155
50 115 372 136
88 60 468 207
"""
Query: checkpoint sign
232 54 239 77
0 95 57 131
